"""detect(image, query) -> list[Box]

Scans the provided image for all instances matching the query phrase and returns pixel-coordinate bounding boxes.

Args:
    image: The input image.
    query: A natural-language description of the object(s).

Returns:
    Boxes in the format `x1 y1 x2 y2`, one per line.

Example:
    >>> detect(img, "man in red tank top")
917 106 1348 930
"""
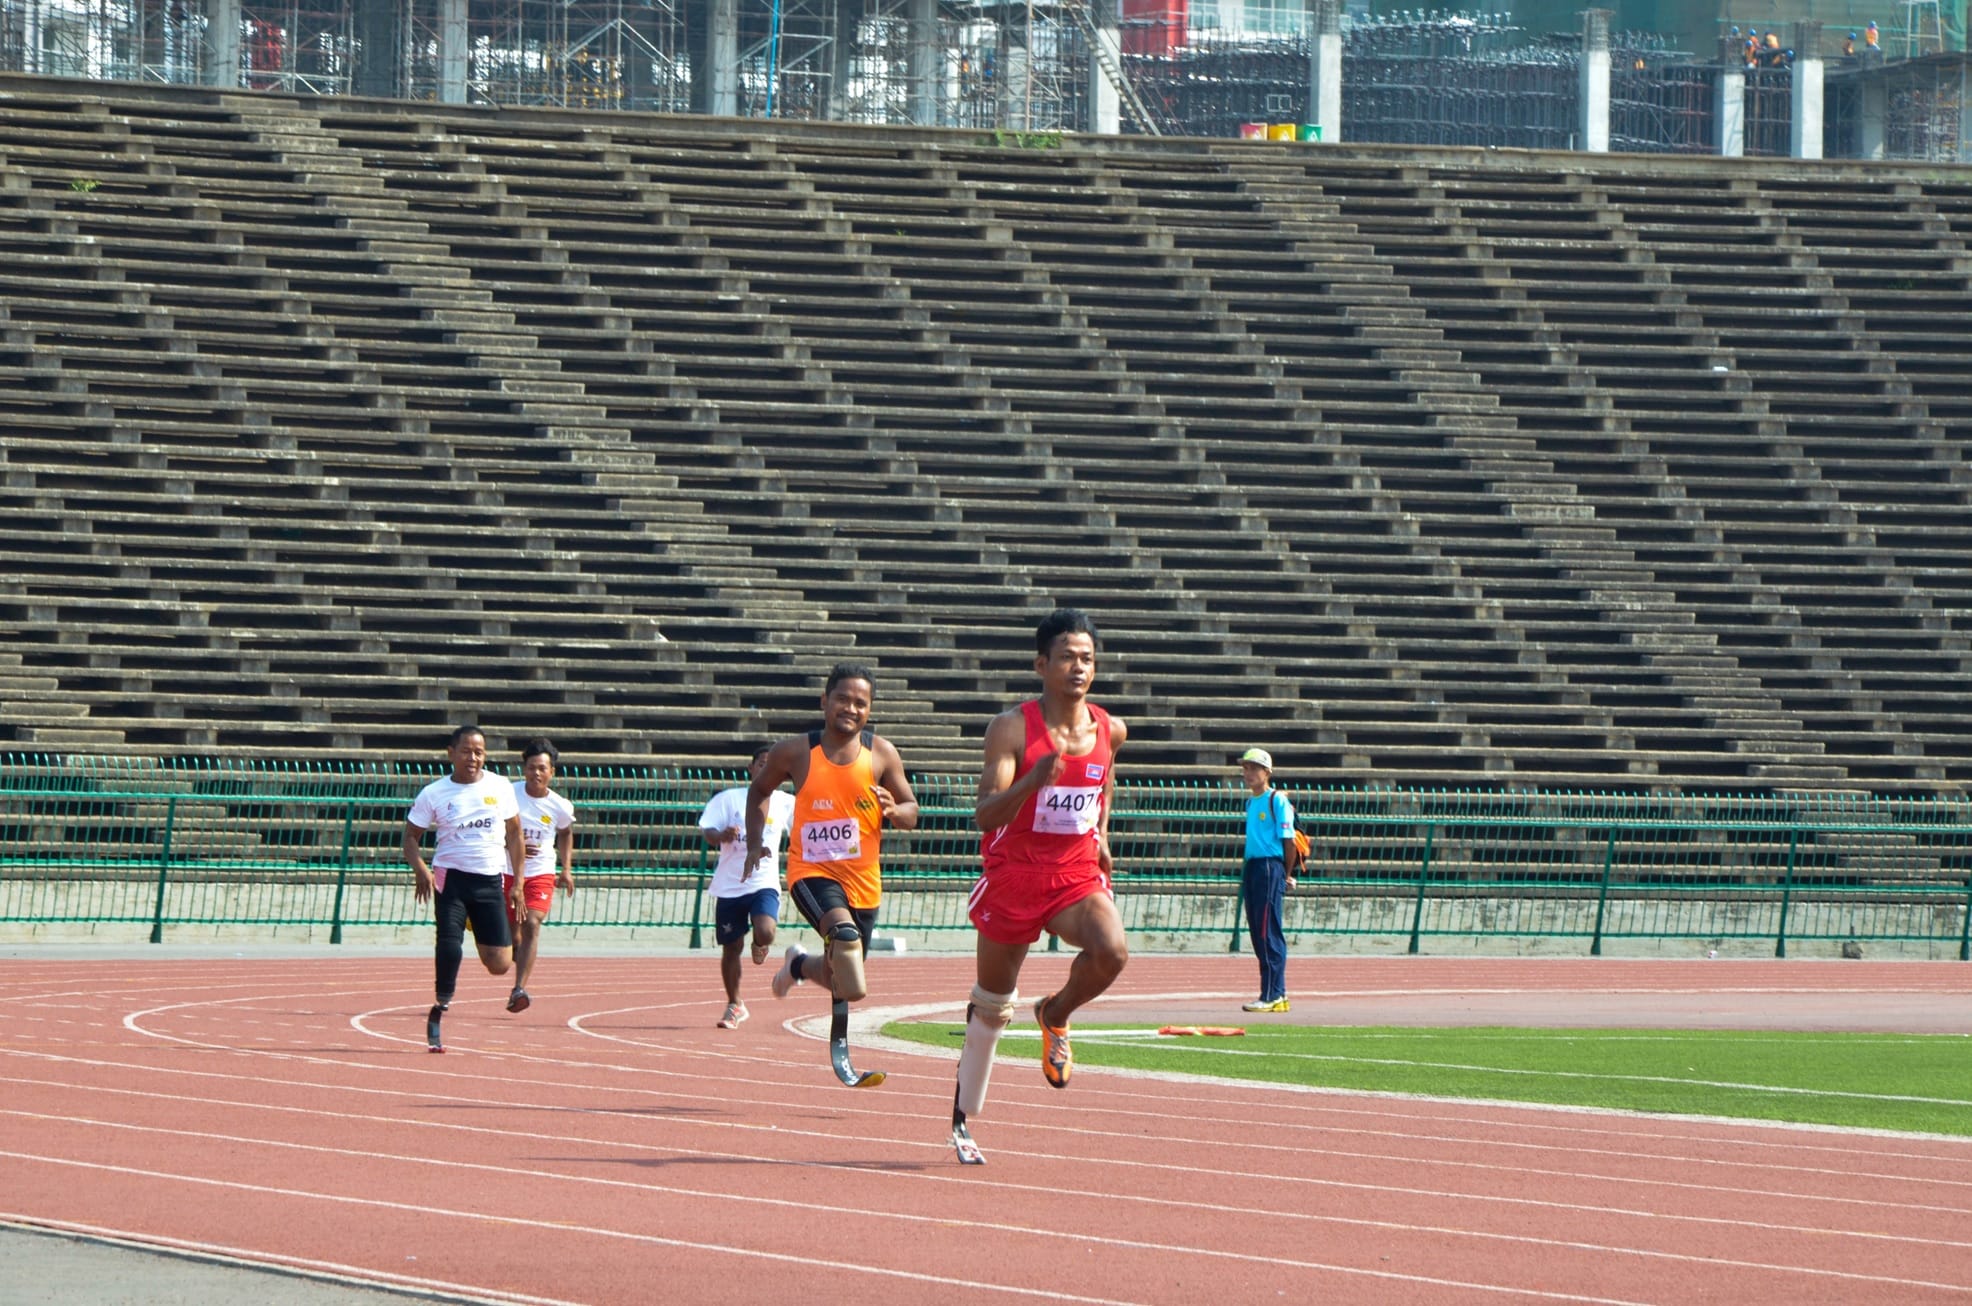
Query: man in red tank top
949 608 1128 1163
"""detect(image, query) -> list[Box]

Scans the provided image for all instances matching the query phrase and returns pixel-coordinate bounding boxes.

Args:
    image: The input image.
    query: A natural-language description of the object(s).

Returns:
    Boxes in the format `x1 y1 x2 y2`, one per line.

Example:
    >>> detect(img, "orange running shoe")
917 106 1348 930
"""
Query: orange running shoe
1035 994 1072 1089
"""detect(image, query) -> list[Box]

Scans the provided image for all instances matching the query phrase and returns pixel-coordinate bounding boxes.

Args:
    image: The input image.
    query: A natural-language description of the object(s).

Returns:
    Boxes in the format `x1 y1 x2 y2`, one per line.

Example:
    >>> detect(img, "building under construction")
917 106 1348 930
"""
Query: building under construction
0 0 1964 157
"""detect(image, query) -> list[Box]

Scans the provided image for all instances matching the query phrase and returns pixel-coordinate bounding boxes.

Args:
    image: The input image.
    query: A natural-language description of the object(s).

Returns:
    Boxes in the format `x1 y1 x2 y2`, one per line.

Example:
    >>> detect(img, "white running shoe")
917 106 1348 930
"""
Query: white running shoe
772 945 807 999
717 1001 749 1030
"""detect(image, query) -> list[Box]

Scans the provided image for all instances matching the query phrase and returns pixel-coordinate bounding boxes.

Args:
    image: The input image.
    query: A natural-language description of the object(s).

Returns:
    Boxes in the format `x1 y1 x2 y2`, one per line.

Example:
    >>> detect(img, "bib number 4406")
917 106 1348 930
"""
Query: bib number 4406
801 820 861 863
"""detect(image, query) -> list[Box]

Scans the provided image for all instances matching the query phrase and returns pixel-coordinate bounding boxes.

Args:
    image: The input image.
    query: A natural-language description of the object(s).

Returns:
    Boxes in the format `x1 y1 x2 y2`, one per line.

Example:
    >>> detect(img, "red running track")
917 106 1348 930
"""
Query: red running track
2 954 1969 1304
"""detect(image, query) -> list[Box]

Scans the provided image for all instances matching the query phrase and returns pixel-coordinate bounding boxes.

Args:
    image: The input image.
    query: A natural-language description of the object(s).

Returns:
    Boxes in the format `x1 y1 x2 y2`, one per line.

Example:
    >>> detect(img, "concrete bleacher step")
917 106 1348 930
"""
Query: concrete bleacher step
4 86 1972 786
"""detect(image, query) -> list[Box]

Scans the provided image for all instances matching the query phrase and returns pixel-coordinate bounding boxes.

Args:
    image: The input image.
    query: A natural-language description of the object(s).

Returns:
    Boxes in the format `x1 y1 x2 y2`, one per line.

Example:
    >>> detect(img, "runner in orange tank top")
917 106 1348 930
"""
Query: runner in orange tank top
745 662 919 1086
948 608 1129 1163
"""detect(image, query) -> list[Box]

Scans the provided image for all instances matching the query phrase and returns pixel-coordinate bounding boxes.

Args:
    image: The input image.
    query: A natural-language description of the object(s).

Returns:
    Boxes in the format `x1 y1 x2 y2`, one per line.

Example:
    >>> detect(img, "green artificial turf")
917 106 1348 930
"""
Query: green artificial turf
883 1021 1972 1135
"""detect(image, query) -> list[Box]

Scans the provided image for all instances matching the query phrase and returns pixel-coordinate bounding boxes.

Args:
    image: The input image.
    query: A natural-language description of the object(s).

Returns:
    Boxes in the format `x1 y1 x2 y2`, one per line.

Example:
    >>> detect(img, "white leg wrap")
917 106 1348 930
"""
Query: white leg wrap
956 985 1017 1118
827 933 867 1002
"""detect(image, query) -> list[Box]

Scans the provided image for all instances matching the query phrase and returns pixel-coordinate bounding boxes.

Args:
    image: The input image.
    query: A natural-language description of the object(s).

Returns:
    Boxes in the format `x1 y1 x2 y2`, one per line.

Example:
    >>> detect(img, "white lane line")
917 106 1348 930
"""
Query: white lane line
6 1069 1972 1269
0 1139 1648 1305
37 1001 1972 1220
0 1212 564 1306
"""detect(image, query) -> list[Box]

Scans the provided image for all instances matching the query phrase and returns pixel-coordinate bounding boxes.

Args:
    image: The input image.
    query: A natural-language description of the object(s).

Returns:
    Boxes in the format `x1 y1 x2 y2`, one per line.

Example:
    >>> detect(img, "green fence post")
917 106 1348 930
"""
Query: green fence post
1589 825 1617 957
1229 878 1245 953
1958 876 1971 962
1407 821 1437 955
688 845 707 949
329 802 356 946
1774 825 1800 959
149 795 177 944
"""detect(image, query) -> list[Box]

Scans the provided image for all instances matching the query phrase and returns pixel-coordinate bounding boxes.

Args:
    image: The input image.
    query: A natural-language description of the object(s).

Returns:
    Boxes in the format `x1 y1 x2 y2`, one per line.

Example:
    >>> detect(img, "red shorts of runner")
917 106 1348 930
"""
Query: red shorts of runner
502 873 557 926
967 865 1110 947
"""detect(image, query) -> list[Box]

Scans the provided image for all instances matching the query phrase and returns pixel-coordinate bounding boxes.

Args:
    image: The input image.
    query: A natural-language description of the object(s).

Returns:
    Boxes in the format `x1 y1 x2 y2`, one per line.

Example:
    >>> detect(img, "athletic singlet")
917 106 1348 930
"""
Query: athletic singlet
785 728 885 910
981 700 1112 876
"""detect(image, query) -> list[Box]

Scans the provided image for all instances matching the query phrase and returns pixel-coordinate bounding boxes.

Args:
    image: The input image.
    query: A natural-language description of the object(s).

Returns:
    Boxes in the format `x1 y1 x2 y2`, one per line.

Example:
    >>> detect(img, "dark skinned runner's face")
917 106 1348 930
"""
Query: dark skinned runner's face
448 733 487 784
1035 631 1096 702
821 677 873 743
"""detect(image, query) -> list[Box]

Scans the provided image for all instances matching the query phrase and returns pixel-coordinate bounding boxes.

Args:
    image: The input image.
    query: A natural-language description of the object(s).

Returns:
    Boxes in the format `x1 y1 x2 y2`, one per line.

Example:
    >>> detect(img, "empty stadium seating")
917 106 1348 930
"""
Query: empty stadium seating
1 74 1970 790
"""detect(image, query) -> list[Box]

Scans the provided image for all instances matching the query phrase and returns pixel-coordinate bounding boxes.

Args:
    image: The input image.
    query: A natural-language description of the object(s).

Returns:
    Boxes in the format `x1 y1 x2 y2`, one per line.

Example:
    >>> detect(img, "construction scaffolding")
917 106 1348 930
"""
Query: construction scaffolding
0 0 1962 158
401 0 687 110
1610 45 1714 152
1131 14 1699 150
1883 52 1966 158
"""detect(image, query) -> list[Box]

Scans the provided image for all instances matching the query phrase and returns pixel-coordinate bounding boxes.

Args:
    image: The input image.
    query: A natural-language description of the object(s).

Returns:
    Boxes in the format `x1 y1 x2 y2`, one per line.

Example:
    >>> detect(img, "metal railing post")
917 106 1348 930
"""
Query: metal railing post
1958 874 1971 962
1774 825 1800 958
1589 825 1617 956
688 844 707 949
149 795 177 944
1230 875 1246 952
329 802 356 945
1407 822 1436 954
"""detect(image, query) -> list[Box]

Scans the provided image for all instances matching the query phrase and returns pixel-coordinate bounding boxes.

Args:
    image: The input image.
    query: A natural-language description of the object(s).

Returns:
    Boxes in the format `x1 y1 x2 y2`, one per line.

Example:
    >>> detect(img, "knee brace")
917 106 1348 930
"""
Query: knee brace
956 984 1017 1118
827 920 867 1002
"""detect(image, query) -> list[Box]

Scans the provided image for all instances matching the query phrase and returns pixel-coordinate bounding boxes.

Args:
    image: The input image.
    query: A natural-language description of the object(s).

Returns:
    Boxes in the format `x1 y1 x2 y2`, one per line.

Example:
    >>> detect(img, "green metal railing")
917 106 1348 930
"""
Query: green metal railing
2 756 1968 957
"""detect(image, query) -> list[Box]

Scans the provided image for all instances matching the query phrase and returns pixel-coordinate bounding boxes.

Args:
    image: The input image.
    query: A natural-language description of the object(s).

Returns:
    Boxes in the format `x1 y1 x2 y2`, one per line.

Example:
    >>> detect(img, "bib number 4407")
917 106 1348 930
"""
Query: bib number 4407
1033 786 1101 836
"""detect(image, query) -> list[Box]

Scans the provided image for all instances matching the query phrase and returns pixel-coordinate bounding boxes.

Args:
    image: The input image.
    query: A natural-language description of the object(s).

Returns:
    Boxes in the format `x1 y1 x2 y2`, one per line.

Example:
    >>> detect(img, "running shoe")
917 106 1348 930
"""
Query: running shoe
506 987 531 1014
750 940 771 966
771 945 807 999
1268 997 1291 1013
717 1001 749 1030
425 1002 446 1053
1034 994 1072 1089
1241 997 1275 1013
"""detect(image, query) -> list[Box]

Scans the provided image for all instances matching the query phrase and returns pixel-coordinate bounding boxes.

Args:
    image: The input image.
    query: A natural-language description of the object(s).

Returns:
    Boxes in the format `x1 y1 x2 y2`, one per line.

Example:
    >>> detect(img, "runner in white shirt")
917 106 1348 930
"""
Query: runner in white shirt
404 724 525 1052
699 744 795 1029
505 738 576 1015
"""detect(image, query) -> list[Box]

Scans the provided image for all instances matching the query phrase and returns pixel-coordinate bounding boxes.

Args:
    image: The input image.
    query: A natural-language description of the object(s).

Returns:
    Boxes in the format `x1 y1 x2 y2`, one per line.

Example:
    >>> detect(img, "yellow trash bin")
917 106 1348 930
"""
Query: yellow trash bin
1266 123 1296 141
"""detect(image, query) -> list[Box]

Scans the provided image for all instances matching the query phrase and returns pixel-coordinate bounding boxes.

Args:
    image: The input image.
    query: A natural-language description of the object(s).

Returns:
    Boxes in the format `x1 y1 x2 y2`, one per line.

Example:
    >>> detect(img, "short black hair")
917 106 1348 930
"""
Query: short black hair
1036 607 1098 655
750 742 775 762
522 737 559 765
448 723 485 747
825 662 876 696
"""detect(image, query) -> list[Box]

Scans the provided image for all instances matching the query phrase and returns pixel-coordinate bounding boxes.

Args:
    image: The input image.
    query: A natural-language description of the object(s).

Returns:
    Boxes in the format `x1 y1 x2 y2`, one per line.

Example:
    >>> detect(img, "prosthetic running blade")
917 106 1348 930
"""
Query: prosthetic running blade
951 1103 985 1165
829 998 885 1088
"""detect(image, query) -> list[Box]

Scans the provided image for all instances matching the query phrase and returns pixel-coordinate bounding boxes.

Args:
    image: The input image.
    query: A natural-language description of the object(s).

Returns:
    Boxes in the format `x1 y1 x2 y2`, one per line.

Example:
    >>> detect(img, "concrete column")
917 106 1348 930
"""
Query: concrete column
1578 9 1611 152
826 0 859 120
1087 0 1121 135
907 0 940 126
1308 0 1342 142
1961 58 1972 161
437 0 469 104
205 0 242 87
352 0 406 98
1857 69 1887 159
692 0 740 116
1716 37 1745 157
1790 20 1823 159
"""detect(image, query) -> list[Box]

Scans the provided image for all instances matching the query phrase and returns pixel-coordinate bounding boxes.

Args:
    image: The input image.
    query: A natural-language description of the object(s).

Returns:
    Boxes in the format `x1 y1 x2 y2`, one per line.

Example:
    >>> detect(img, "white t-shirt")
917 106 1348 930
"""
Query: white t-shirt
408 773 520 877
514 783 576 879
699 785 794 898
